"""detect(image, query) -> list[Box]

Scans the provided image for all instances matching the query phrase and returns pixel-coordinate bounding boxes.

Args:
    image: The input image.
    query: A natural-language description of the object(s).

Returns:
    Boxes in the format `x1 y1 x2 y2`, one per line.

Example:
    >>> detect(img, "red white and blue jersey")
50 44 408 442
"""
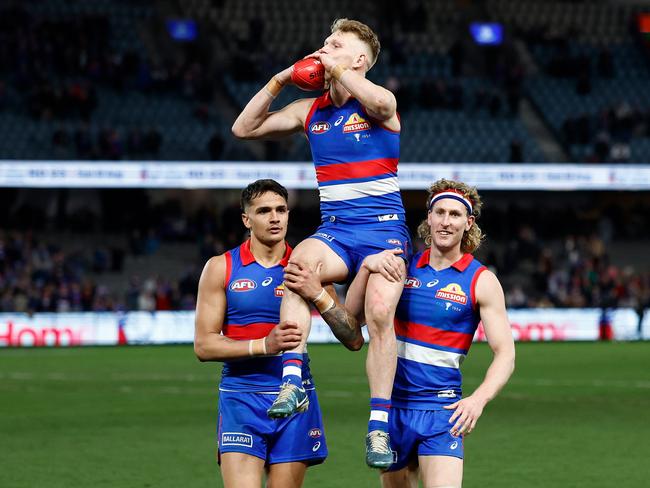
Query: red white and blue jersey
219 240 314 393
392 250 487 410
305 92 405 224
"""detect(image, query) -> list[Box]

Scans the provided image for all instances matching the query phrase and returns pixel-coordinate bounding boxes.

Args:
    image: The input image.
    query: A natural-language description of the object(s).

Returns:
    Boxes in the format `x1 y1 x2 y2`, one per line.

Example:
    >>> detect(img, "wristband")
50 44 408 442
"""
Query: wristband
331 64 347 82
265 76 284 98
312 288 336 314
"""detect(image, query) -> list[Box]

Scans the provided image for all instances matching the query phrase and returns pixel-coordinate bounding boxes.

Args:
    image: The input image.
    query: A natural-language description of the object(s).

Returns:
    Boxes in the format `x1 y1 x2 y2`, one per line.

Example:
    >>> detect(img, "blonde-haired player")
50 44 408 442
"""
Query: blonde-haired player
286 179 515 487
233 19 408 468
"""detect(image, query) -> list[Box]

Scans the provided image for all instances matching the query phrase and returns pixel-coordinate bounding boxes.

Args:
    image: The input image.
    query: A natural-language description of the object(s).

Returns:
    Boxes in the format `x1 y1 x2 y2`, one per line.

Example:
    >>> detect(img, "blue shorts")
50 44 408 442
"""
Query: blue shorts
217 389 327 465
386 407 464 472
310 220 411 274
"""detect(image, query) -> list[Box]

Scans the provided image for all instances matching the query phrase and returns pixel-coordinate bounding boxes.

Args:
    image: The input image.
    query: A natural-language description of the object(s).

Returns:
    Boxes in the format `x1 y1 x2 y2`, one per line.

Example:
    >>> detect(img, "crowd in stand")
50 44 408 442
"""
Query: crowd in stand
1 202 649 314
0 3 223 160
562 102 650 162
0 229 200 314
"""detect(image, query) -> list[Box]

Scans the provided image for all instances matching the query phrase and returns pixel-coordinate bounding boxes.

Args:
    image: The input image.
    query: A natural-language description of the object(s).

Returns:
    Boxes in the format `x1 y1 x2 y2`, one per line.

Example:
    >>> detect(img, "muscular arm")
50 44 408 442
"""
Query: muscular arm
321 285 364 351
283 263 364 351
283 250 404 351
335 69 398 124
308 51 398 126
231 67 314 140
194 255 248 361
446 269 516 436
194 255 302 361
470 270 516 403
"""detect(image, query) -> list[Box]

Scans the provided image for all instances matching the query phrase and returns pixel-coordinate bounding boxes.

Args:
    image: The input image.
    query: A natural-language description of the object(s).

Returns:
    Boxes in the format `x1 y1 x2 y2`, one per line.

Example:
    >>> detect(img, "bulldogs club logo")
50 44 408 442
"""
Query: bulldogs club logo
342 113 371 133
274 284 285 297
310 121 331 134
435 283 467 305
404 277 421 289
230 279 257 292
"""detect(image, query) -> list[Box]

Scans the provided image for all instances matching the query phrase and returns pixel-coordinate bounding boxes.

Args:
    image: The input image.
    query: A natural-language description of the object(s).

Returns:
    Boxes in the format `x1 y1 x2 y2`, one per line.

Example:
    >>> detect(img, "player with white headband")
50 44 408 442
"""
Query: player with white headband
284 178 516 487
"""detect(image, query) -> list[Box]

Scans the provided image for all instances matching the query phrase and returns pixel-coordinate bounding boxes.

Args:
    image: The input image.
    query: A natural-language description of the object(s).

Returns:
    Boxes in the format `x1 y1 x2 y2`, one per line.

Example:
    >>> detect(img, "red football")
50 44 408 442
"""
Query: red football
291 58 325 91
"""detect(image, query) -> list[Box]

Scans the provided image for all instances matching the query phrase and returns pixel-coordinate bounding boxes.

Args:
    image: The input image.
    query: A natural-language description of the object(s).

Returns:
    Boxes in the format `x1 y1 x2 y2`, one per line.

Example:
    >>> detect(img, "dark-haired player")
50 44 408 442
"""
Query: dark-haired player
194 179 329 488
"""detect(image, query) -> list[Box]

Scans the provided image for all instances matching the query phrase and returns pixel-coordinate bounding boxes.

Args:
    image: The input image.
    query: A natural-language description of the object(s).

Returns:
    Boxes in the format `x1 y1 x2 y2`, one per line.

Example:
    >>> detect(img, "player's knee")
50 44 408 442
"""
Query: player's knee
366 298 392 327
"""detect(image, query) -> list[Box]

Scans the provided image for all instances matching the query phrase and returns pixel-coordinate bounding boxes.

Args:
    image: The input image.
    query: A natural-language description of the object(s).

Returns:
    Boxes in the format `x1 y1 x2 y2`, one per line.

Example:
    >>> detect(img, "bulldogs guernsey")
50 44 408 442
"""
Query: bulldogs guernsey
305 92 405 224
219 240 314 393
393 249 487 409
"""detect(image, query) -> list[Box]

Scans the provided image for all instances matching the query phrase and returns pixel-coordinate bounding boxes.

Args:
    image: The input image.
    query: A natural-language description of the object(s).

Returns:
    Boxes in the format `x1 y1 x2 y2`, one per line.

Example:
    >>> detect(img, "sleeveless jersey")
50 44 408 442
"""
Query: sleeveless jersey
219 240 314 392
305 92 405 224
393 250 487 409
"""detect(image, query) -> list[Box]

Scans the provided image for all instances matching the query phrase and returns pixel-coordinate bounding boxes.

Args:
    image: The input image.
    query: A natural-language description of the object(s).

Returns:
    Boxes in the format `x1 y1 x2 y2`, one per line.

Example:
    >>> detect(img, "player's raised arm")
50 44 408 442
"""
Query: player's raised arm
231 66 314 140
194 255 302 361
311 49 396 123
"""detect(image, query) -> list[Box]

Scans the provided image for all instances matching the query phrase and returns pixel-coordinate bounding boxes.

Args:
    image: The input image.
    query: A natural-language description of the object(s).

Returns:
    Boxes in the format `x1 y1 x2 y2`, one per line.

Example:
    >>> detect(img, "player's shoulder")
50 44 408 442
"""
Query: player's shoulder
475 268 503 299
200 253 230 288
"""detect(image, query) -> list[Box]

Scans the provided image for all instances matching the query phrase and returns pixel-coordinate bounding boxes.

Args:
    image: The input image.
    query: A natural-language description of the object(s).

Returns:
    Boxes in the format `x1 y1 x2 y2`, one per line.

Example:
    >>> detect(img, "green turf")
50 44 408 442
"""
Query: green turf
1 342 649 487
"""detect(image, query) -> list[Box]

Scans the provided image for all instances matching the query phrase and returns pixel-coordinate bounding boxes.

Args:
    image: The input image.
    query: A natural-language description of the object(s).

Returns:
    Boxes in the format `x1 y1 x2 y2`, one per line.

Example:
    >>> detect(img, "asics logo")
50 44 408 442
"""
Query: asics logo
334 115 344 126
427 280 439 287
262 277 273 287
450 441 458 450
312 441 321 452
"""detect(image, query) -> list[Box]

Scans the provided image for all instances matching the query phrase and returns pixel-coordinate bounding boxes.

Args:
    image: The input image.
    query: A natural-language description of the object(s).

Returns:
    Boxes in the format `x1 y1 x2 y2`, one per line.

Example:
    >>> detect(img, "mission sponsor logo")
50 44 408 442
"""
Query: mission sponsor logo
310 121 331 134
435 283 467 305
221 432 253 447
274 284 285 297
230 279 257 292
404 277 421 289
342 113 371 133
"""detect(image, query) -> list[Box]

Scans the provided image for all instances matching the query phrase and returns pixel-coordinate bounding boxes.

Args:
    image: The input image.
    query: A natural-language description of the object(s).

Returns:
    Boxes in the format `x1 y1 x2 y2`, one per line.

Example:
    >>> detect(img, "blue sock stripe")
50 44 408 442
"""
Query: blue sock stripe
282 352 303 363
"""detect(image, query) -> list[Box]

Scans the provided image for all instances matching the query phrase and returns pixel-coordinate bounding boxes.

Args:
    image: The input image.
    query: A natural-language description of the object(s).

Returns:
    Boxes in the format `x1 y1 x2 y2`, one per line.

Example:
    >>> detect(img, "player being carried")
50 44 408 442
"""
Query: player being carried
232 18 408 468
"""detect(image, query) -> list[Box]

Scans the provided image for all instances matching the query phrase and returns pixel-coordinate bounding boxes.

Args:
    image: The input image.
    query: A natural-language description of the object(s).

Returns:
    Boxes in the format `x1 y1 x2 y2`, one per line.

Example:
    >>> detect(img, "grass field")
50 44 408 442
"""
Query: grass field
1 342 649 487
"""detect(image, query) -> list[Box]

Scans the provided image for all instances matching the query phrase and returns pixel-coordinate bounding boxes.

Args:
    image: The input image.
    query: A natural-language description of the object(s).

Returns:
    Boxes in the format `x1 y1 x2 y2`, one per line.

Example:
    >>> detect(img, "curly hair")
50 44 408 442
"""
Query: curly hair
417 179 485 253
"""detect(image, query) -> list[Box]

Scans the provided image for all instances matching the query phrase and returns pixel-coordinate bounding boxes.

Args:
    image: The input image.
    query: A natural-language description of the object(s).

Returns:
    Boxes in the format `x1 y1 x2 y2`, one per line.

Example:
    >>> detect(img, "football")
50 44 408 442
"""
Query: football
291 58 325 91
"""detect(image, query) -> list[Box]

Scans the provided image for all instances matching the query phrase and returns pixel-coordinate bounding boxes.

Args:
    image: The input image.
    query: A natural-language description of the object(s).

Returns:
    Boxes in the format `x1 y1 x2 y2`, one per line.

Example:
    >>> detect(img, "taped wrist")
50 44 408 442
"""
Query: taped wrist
265 76 284 98
312 288 335 314
248 338 267 356
331 64 347 81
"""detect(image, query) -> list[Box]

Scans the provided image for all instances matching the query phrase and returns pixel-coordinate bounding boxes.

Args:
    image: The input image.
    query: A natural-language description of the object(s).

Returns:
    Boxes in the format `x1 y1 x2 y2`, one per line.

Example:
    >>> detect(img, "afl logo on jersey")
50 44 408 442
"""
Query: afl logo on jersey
386 238 402 246
310 121 331 134
308 428 322 438
230 279 257 292
404 277 421 288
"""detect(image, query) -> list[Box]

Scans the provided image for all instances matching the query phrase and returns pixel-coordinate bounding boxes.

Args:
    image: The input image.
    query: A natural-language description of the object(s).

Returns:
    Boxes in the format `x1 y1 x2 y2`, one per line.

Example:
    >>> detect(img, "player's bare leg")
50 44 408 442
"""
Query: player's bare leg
268 238 348 418
220 452 264 488
364 263 405 468
266 461 308 488
419 455 463 488
381 461 419 488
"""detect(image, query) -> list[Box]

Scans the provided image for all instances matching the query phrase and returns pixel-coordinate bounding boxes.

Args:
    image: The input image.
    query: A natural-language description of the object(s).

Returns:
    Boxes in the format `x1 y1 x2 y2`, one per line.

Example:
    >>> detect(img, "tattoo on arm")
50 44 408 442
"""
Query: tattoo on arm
322 305 363 350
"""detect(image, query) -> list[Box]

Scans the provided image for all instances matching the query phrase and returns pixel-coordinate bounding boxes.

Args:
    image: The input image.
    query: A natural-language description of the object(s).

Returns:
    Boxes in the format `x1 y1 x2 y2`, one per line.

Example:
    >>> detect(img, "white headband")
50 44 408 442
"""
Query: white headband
429 190 473 214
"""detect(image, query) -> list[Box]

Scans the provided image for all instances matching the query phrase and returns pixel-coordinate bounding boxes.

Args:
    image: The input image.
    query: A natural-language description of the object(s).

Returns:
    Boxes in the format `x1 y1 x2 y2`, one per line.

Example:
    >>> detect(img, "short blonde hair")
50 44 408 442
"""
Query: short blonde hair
417 179 485 254
331 18 380 69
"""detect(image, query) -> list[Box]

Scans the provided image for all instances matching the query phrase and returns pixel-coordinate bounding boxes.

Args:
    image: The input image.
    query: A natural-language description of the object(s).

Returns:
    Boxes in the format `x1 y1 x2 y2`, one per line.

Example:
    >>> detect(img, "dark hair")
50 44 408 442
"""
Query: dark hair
240 179 289 211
